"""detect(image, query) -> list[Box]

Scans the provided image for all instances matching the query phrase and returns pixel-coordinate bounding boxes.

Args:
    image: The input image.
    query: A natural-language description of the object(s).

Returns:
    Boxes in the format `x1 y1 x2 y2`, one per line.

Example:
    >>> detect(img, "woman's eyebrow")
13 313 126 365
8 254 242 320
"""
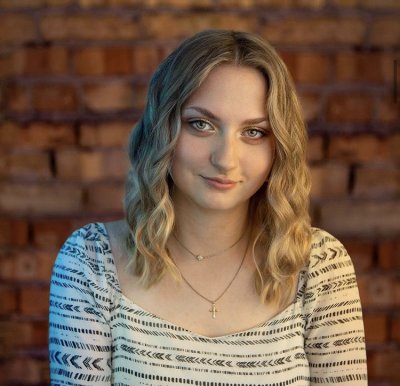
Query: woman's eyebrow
183 105 268 125
183 106 220 121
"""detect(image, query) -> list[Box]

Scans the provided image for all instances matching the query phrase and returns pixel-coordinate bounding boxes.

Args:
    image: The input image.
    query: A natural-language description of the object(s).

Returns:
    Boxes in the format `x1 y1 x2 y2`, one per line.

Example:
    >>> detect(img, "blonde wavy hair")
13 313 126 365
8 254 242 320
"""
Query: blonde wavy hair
124 29 311 306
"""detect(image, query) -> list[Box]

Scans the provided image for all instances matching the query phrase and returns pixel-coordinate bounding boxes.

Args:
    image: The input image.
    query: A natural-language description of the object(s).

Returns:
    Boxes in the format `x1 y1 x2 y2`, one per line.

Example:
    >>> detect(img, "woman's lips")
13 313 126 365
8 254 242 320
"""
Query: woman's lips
202 176 238 190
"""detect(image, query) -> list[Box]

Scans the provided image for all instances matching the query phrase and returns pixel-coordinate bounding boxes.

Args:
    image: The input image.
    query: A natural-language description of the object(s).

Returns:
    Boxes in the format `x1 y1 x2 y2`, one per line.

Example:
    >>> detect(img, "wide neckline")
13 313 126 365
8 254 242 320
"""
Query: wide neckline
96 222 304 340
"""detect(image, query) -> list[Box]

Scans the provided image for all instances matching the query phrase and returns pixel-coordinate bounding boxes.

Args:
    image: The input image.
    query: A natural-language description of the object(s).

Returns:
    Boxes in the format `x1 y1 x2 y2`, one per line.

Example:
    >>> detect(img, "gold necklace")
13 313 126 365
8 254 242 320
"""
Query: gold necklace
168 240 249 319
172 230 246 262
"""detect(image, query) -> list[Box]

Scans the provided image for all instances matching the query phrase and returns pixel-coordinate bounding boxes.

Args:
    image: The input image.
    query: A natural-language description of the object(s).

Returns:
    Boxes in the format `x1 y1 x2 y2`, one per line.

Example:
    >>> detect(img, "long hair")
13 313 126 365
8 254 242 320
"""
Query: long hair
124 29 311 306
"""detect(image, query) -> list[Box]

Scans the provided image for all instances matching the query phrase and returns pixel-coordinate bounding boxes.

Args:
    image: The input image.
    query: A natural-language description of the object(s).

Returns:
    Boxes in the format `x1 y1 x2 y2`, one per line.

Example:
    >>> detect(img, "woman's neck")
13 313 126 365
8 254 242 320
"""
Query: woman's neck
171 201 250 260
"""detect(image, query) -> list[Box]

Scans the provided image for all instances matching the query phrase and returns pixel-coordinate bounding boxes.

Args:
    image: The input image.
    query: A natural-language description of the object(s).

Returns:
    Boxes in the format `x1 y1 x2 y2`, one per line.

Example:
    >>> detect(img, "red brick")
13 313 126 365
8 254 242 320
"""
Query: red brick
0 0 46 7
307 135 324 162
0 322 30 358
363 0 400 7
353 163 400 198
280 52 296 73
0 15 36 44
261 17 365 45
378 96 400 123
56 149 101 181
369 351 400 380
289 53 331 84
0 286 17 315
13 46 69 76
97 149 129 180
32 219 75 248
327 93 373 122
83 81 135 112
78 0 105 6
357 273 396 308
219 0 256 6
4 84 31 113
131 83 148 110
370 17 400 46
0 51 14 79
32 84 77 112
379 239 400 270
0 122 74 149
47 0 79 3
75 46 134 76
0 218 29 247
0 249 55 281
3 358 42 384
327 0 361 6
0 183 83 215
110 0 212 6
79 122 133 147
133 45 161 75
73 47 104 75
364 313 387 344
310 162 349 198
381 52 398 83
335 52 389 83
28 320 49 347
0 320 47 353
0 151 51 180
20 286 49 316
56 149 128 181
297 54 330 83
0 122 24 147
298 93 321 123
40 15 141 40
142 13 256 40
388 134 400 161
319 200 400 237
86 183 124 212
391 314 400 343
0 122 75 149
295 0 327 8
327 134 387 162
332 0 400 7
341 239 374 273
104 46 134 75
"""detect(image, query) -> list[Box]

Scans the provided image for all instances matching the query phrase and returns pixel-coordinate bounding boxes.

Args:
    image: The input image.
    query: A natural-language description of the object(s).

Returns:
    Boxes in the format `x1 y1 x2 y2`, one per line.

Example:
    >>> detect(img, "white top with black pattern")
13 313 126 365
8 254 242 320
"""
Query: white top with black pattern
49 223 367 385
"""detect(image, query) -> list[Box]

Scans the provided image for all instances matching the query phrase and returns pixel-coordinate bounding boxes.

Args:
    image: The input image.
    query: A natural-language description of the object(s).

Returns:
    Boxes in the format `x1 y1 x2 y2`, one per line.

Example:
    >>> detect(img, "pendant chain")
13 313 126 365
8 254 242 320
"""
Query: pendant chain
168 239 249 319
173 229 246 261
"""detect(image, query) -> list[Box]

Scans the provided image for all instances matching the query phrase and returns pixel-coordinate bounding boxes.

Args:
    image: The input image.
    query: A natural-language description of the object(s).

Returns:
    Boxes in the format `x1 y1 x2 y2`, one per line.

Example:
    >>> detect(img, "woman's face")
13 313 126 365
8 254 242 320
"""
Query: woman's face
170 64 275 214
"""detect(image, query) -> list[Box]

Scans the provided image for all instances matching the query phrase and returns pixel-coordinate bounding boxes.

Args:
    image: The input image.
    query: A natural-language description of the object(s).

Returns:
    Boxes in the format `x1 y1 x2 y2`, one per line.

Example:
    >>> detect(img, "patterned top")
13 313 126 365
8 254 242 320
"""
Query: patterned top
49 223 367 385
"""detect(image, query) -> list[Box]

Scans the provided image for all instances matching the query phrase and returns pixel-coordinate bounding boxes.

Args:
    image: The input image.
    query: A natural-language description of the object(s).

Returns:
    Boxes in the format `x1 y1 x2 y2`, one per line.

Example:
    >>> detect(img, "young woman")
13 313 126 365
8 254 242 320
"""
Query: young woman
49 30 367 385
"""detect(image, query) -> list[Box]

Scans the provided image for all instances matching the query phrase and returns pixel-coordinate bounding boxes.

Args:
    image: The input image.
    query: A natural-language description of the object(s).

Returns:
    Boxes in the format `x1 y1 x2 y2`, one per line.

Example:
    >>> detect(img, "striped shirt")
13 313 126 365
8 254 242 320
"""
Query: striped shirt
49 222 367 385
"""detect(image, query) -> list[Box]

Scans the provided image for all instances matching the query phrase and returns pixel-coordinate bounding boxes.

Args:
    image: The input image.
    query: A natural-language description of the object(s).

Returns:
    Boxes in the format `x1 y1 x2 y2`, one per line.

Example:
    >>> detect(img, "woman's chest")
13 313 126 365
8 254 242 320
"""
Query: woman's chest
109 296 309 385
117 267 287 338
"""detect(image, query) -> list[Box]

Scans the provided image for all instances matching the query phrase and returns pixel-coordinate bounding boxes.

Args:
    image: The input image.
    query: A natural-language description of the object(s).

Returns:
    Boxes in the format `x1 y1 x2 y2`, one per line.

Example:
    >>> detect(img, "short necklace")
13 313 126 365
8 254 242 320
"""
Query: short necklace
168 240 249 319
172 230 246 262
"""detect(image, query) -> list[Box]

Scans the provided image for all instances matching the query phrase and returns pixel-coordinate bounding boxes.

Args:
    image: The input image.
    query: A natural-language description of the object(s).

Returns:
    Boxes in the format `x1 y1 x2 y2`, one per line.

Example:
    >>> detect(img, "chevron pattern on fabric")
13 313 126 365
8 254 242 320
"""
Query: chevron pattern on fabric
49 223 367 385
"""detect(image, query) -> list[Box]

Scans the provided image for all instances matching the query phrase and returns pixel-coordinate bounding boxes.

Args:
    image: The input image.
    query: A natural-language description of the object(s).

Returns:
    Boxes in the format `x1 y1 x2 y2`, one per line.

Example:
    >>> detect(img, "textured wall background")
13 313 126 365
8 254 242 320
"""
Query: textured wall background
0 0 399 385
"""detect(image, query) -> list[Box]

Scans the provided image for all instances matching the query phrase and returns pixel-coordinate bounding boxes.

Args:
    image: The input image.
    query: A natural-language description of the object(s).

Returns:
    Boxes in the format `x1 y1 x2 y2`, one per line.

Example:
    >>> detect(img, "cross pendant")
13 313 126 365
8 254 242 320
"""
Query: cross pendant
209 303 218 319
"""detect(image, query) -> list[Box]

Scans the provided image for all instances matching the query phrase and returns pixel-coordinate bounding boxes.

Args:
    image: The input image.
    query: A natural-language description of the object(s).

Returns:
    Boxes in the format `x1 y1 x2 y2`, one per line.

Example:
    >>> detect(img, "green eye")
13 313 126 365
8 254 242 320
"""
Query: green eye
189 120 211 131
244 128 265 139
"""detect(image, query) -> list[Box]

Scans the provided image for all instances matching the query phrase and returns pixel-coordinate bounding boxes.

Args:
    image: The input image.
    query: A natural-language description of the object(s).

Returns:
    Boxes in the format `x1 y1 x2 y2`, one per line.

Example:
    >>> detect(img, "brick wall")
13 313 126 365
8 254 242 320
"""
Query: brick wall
0 0 399 384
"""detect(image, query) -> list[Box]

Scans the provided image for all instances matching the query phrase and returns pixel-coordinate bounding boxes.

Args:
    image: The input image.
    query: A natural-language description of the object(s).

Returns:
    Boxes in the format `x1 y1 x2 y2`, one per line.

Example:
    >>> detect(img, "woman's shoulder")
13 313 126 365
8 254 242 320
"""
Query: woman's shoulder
59 222 111 259
54 222 119 292
310 227 347 254
310 226 343 247
307 227 353 272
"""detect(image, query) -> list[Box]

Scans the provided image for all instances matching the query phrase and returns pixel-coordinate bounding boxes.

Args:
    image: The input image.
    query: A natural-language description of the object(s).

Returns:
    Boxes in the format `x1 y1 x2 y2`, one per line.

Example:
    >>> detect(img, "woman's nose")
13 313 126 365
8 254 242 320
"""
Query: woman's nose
210 135 238 172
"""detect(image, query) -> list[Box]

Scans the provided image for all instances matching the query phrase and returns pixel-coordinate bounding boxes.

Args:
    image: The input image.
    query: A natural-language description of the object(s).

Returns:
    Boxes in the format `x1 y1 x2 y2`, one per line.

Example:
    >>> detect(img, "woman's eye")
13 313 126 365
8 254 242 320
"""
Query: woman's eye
189 120 212 132
243 128 266 139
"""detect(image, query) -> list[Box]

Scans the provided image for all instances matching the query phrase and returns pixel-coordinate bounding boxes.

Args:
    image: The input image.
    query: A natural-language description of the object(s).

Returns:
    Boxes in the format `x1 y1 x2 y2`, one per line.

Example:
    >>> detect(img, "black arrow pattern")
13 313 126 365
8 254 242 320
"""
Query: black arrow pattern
49 223 367 385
